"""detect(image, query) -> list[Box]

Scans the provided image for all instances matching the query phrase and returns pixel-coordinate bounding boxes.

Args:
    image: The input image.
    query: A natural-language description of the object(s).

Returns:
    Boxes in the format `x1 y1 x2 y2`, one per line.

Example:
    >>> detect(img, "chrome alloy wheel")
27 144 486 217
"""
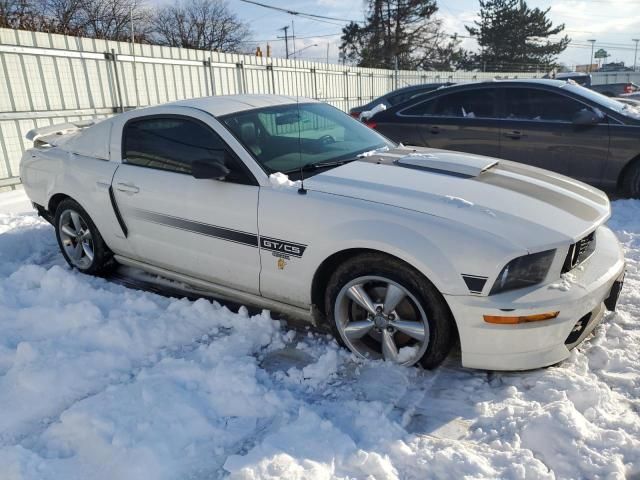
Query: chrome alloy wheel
334 276 430 366
58 209 94 269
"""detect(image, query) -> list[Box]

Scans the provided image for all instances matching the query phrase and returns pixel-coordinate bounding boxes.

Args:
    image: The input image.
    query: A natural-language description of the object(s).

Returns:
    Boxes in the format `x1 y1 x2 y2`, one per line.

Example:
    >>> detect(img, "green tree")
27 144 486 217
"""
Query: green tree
340 0 464 71
466 0 569 72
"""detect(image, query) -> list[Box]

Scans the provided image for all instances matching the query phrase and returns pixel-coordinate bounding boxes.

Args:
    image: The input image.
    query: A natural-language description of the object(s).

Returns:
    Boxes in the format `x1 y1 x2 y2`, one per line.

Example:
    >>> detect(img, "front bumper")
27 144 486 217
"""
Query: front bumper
445 226 625 371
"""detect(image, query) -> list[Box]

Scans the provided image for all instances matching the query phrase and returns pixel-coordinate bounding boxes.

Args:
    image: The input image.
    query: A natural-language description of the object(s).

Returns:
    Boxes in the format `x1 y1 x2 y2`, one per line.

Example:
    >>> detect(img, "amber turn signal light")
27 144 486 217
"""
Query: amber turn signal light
483 311 560 324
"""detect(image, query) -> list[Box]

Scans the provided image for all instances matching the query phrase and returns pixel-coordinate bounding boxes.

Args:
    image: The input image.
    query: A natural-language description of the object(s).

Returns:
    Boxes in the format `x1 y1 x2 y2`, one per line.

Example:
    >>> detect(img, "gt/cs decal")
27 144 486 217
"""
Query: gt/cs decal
259 237 307 258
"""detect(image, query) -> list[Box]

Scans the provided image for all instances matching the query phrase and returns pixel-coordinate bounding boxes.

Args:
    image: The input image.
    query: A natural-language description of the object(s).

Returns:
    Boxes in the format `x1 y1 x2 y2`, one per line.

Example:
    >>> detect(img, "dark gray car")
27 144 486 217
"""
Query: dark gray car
369 79 640 196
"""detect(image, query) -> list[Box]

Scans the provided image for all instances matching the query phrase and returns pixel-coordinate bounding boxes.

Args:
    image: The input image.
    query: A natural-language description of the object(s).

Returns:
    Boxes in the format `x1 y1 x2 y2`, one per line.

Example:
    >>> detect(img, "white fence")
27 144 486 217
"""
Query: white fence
0 28 545 188
593 72 640 85
2 27 636 189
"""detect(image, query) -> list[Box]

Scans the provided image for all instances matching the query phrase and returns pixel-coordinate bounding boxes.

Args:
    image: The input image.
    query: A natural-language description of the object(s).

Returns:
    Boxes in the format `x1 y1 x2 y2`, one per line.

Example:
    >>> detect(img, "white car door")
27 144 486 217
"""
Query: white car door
111 112 261 294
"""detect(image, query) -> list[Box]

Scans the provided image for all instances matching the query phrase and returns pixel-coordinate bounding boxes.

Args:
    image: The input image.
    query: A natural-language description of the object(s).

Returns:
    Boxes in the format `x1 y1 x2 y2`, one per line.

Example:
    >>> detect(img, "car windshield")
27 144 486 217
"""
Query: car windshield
563 83 640 120
221 102 394 175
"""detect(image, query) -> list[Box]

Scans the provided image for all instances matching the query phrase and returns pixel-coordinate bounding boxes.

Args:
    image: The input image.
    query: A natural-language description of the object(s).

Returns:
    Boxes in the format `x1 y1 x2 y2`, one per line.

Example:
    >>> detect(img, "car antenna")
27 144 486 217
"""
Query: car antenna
297 163 307 194
295 66 307 195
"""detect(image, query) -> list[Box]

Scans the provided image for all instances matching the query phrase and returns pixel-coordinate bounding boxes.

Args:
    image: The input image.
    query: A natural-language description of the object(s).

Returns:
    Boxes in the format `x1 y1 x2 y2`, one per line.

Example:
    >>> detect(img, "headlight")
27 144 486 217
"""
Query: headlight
490 249 556 295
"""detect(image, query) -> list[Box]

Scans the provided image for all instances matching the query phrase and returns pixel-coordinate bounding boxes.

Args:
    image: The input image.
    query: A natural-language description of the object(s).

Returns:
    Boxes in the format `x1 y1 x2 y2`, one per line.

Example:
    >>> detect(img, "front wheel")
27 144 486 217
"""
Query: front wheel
54 199 115 275
324 253 455 368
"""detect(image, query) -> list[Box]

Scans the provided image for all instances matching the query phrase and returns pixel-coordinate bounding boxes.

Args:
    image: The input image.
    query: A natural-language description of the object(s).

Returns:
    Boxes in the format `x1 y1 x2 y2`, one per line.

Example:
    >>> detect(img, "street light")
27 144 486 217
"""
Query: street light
291 44 318 59
633 39 639 72
588 39 596 72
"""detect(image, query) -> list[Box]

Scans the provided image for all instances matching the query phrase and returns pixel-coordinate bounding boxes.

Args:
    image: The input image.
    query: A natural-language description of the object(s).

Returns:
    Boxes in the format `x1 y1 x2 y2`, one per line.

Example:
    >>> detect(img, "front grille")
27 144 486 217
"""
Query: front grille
562 231 596 274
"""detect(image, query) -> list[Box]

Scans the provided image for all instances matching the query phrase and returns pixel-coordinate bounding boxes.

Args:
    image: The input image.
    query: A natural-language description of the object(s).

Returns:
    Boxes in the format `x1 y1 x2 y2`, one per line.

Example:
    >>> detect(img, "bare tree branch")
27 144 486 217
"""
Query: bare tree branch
152 0 250 52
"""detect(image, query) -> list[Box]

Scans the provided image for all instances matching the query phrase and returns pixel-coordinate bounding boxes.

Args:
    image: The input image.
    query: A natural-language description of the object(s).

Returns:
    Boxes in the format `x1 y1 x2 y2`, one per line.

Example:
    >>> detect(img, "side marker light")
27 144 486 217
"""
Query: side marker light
483 311 560 324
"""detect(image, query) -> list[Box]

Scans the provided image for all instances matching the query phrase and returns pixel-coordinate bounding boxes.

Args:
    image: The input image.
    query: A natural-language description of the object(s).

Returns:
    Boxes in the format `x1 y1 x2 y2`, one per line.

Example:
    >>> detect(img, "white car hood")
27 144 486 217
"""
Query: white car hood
305 147 610 251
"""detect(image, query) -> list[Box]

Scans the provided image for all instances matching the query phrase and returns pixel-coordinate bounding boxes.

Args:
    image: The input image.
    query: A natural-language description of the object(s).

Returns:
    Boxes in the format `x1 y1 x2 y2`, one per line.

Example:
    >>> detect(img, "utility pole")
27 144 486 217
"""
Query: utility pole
634 39 640 72
279 26 289 59
326 43 330 64
394 56 398 90
130 5 139 107
130 6 134 45
291 21 296 59
588 39 596 72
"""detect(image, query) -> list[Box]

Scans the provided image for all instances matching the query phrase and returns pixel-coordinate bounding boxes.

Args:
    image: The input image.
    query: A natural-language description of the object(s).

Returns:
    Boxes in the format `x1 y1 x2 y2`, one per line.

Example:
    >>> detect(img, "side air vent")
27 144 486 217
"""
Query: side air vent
462 274 488 294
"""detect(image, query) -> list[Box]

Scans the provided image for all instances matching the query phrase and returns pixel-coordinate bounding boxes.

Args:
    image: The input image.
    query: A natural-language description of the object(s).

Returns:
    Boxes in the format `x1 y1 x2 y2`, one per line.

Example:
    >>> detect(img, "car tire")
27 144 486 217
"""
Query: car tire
54 198 115 275
622 161 640 198
324 252 454 368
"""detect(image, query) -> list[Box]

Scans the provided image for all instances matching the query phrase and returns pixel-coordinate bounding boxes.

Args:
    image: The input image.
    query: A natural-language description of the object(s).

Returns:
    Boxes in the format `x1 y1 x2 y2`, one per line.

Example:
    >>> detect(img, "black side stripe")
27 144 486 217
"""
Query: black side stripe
132 209 258 247
109 186 128 237
131 209 308 256
461 274 487 294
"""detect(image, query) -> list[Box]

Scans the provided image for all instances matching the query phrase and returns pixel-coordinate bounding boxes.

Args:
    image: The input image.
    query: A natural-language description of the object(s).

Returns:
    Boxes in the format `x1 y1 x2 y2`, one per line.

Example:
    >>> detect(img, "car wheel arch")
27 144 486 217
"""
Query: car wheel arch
311 247 444 316
311 248 460 350
48 192 73 215
47 192 117 254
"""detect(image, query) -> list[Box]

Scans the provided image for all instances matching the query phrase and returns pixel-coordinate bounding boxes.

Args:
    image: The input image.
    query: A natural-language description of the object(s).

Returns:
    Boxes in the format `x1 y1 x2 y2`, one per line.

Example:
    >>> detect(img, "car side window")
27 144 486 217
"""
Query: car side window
123 116 254 185
402 89 498 118
401 98 437 116
504 88 586 122
388 91 417 106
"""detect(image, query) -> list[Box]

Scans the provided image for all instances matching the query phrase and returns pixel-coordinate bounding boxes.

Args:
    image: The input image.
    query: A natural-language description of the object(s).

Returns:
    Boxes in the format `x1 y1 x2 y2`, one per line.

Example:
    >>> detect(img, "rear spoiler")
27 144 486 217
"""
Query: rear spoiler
26 120 95 146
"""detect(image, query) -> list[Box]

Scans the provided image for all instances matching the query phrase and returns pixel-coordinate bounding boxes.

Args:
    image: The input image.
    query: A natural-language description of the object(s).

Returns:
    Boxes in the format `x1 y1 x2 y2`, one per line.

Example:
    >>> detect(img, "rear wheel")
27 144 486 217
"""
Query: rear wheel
324 253 454 368
622 161 640 198
54 199 115 275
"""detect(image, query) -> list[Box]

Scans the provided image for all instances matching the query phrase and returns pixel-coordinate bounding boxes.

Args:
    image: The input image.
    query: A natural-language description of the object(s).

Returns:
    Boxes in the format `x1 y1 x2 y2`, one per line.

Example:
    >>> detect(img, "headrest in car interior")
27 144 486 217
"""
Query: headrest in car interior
240 121 257 145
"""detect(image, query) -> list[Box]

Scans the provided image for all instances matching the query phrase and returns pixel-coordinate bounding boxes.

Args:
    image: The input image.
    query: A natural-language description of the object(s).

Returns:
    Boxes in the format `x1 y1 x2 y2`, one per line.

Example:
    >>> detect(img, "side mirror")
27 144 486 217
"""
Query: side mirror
572 109 602 126
192 157 230 180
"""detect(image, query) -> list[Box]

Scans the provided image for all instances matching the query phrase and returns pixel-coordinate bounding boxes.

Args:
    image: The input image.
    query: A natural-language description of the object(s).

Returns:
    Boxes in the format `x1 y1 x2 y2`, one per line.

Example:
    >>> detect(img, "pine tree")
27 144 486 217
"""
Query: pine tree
340 0 464 71
466 0 569 72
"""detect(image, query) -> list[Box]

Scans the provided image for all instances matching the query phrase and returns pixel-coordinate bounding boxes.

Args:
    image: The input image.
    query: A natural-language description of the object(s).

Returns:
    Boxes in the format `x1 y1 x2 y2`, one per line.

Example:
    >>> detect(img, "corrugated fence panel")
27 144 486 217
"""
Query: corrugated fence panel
0 27 542 188
592 72 640 85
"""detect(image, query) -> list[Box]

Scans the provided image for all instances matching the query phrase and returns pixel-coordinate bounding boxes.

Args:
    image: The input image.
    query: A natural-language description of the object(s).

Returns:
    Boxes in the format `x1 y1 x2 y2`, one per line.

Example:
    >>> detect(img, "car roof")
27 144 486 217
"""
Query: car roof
427 78 570 93
556 72 590 79
384 83 449 95
160 94 318 117
494 78 570 87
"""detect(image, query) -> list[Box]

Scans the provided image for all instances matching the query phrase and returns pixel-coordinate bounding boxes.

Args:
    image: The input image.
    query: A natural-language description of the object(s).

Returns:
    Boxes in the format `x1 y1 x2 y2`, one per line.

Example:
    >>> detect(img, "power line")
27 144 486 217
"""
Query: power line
237 32 342 45
238 0 363 25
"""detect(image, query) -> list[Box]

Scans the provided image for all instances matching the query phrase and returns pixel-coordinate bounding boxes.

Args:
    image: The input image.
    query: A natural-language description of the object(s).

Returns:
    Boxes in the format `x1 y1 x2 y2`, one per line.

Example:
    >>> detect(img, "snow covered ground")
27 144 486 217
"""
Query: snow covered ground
0 190 639 480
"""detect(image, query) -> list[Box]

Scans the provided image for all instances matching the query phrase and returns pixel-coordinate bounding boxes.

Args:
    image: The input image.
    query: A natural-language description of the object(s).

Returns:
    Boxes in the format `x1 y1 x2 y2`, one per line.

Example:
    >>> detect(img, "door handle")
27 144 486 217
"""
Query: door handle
115 182 140 194
430 126 440 134
503 130 525 140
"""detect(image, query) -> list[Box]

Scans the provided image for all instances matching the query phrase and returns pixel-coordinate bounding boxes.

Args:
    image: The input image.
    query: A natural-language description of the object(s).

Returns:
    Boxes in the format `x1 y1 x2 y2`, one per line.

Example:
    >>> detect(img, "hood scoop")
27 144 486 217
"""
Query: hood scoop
395 151 498 178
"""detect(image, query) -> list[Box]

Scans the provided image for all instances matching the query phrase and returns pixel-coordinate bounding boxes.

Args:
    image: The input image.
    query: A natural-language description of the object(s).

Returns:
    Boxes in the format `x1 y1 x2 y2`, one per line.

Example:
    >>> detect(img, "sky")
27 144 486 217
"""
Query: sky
228 0 640 69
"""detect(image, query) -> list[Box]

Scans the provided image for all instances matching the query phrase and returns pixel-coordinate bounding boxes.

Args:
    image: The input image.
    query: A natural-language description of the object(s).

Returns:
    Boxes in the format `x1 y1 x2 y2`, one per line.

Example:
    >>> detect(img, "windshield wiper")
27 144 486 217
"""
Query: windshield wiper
282 146 390 175
282 145 389 175
283 158 358 175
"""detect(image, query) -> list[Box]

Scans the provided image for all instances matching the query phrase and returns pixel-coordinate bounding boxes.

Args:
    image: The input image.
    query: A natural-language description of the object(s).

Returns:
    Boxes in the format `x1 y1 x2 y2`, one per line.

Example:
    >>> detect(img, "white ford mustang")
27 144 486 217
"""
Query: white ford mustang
20 95 625 370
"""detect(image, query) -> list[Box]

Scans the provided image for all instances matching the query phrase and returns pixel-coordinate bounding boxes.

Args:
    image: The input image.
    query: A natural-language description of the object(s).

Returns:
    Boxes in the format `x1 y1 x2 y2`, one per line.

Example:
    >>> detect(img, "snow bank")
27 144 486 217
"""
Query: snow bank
0 191 639 479
0 189 32 215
